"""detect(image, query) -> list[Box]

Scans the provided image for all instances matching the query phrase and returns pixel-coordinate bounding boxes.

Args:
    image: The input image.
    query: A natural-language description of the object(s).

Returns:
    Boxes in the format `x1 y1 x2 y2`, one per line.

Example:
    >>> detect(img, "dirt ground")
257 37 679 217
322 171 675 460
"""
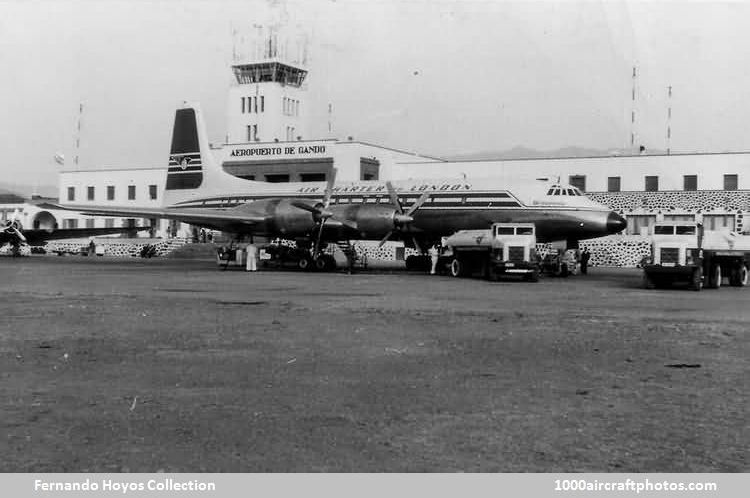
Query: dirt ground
0 256 747 472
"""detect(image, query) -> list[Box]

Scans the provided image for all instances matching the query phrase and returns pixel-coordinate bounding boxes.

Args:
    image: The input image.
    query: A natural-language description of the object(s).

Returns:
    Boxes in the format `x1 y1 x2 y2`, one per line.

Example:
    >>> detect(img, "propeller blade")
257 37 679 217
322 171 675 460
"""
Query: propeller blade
290 200 319 213
377 231 394 248
406 190 431 216
384 181 403 213
322 168 337 208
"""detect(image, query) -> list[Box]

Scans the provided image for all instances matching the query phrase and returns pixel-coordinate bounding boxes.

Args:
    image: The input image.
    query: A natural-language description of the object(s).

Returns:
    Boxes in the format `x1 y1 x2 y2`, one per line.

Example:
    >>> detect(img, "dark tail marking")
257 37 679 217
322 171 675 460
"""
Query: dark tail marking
166 108 203 190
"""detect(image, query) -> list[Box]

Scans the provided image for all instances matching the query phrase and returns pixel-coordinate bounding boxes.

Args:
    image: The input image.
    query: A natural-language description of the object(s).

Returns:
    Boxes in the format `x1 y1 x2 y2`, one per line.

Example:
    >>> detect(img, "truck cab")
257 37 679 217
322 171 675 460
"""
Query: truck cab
443 222 540 281
642 221 750 290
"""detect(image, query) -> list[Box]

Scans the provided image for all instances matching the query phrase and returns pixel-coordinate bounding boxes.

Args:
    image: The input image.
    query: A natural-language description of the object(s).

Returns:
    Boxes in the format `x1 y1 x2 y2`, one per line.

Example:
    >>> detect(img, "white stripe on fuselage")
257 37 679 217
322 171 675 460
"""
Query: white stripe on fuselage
167 177 605 212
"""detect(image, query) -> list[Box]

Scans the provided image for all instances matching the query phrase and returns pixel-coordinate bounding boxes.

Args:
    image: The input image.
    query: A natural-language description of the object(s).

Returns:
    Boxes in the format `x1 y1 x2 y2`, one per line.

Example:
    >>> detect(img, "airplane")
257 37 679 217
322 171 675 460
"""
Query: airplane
58 103 626 269
1 208 152 257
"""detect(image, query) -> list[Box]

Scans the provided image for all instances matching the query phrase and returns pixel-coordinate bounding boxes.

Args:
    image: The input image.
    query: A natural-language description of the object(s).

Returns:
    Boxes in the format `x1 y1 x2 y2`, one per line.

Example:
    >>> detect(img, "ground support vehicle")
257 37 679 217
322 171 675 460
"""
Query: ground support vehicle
442 223 540 281
642 222 750 291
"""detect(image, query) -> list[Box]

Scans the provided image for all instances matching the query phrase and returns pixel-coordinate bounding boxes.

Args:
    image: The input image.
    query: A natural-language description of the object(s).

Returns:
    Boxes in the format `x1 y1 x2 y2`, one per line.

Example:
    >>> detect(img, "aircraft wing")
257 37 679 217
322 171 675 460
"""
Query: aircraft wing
22 226 154 245
54 203 268 230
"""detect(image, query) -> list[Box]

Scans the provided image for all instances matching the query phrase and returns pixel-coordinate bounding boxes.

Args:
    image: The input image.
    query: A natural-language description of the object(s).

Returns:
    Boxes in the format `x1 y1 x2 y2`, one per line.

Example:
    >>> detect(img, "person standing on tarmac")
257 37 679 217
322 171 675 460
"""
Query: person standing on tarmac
428 244 440 275
580 248 591 275
246 243 258 272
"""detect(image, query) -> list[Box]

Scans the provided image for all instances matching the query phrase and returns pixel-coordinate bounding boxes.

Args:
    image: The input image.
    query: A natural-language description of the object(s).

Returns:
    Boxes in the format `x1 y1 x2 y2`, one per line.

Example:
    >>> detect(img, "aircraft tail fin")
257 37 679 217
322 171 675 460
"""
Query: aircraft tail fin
165 104 216 192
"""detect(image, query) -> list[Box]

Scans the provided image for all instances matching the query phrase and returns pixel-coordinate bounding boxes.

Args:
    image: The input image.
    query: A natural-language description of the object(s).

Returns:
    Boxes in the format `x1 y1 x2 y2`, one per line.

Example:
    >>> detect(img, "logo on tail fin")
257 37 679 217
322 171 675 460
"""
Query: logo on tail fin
166 108 203 190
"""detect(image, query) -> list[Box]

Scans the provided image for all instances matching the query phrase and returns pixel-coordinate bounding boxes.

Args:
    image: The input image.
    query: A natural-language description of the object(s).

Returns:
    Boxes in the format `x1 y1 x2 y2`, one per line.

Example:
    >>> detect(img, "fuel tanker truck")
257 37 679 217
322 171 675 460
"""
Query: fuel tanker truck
441 222 540 281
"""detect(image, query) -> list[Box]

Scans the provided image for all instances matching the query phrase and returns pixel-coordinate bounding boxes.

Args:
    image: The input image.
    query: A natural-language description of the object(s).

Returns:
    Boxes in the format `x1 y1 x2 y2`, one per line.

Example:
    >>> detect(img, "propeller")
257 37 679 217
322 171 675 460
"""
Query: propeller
290 169 341 256
377 182 431 247
4 209 26 244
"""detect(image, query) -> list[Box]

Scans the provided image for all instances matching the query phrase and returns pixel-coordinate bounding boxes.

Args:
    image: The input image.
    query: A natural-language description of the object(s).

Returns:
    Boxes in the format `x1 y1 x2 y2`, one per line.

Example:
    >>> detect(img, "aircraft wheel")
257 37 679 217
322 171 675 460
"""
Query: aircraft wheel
690 267 703 291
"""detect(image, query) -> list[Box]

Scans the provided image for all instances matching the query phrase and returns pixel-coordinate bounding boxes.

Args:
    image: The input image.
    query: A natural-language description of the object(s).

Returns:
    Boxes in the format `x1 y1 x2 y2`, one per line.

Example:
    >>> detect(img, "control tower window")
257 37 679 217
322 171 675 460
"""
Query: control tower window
265 174 290 183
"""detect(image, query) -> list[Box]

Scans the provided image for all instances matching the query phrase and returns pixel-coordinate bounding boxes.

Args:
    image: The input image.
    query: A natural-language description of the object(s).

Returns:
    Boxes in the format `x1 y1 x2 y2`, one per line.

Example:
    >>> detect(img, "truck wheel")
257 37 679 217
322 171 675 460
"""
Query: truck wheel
527 268 540 282
297 256 312 271
731 264 748 287
708 264 722 289
690 267 703 291
314 255 335 272
449 258 464 278
642 273 656 290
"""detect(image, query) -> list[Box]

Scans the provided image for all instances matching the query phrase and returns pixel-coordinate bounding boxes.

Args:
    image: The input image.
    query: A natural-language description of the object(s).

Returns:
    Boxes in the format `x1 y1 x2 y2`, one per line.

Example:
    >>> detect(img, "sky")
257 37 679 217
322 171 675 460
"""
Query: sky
2 0 750 191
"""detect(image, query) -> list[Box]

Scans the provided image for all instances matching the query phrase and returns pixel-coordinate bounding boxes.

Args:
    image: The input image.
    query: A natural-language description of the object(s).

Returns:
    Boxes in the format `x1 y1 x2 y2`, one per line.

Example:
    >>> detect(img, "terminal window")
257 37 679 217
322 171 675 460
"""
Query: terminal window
87 186 95 201
85 218 95 229
568 175 586 192
149 185 158 200
67 187 75 201
724 174 738 190
107 186 115 200
683 175 698 191
265 174 290 183
300 173 326 182
105 219 115 228
645 176 659 192
607 176 621 192
128 185 136 200
241 97 245 114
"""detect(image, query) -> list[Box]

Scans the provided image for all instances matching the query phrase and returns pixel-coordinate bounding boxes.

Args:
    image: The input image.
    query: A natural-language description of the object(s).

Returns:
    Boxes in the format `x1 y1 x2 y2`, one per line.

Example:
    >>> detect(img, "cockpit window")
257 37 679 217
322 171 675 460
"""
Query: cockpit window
553 189 560 195
547 188 554 195
566 189 575 196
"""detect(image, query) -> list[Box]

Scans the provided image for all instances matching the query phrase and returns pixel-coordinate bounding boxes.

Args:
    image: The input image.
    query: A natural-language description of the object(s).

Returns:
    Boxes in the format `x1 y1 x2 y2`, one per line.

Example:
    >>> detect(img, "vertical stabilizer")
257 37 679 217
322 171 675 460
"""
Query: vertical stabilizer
165 106 211 191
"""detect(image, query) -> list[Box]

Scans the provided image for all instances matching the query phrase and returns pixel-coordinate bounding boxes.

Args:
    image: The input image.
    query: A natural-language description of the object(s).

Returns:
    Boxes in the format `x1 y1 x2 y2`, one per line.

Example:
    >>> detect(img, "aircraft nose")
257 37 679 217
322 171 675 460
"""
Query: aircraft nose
606 212 627 234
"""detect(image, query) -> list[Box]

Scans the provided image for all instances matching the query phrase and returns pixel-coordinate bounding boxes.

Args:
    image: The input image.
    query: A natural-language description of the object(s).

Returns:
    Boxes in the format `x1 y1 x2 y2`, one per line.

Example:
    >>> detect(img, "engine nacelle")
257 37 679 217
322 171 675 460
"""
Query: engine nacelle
332 204 403 238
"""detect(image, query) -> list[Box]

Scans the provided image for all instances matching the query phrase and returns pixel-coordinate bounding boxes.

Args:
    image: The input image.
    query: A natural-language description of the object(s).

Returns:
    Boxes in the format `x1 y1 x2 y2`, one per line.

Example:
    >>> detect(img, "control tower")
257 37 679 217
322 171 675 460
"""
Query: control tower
226 3 310 144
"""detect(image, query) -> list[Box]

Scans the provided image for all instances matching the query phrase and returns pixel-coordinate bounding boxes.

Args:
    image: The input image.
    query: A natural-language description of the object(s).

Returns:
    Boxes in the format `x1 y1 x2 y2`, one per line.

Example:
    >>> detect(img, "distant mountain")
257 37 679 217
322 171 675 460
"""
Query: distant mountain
444 146 664 161
0 182 58 199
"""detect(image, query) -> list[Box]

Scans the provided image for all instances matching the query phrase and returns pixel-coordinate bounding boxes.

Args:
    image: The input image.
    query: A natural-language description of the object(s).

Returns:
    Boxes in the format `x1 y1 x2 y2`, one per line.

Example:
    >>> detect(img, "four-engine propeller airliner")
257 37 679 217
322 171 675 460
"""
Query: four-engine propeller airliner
60 104 626 267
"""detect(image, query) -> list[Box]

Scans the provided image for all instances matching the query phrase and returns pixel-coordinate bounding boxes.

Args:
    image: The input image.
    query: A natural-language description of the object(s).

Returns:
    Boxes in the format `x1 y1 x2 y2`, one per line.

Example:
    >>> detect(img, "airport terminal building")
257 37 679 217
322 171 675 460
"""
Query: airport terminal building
15 16 750 265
